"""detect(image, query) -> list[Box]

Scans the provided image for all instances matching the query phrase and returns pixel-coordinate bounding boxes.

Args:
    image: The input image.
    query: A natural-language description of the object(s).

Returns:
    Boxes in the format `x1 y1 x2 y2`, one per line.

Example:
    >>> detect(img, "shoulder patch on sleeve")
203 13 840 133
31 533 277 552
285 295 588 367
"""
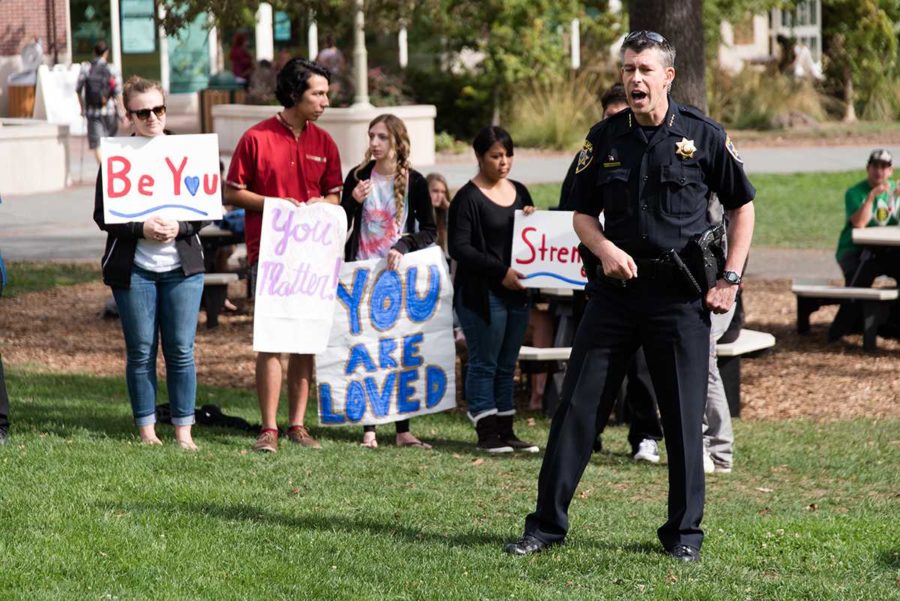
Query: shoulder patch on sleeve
725 134 743 163
575 140 594 174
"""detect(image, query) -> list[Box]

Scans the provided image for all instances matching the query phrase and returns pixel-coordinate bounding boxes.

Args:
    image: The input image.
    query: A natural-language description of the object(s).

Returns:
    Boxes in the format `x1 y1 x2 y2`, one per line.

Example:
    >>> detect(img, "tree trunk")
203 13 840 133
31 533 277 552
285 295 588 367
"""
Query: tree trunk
842 67 857 123
628 0 707 113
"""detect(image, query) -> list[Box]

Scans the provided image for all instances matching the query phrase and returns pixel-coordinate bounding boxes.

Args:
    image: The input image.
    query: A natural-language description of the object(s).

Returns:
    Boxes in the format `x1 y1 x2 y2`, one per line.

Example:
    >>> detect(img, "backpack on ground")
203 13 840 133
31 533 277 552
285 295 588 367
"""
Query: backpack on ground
84 60 113 108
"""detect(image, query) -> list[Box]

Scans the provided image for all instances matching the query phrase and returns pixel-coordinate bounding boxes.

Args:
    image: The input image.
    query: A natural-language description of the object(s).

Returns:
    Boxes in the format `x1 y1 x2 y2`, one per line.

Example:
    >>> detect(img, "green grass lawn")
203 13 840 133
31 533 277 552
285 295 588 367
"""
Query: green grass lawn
2 261 98 297
1 368 897 600
529 170 861 250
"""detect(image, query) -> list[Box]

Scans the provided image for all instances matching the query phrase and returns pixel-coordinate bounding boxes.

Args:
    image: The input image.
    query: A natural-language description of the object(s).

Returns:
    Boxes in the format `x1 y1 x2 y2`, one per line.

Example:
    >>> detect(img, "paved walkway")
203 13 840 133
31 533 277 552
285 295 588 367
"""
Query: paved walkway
2 117 895 281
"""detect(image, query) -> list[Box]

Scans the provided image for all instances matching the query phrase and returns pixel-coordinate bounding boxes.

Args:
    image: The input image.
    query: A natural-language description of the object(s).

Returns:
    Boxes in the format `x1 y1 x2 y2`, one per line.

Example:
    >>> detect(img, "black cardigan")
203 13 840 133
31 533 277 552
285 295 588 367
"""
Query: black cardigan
448 180 533 321
93 169 206 289
340 161 437 261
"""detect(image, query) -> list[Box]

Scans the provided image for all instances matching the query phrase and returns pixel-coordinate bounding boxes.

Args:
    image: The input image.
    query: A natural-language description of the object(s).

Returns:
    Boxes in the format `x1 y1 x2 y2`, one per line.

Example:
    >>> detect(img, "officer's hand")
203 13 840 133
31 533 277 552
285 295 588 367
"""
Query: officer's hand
501 268 526 290
706 280 738 314
596 240 638 280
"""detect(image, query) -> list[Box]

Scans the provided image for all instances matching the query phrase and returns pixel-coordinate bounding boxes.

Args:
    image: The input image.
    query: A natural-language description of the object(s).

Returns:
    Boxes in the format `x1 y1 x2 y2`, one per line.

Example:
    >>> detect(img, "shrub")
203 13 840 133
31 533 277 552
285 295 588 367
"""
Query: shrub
507 71 613 150
404 67 495 142
434 131 468 154
707 67 832 130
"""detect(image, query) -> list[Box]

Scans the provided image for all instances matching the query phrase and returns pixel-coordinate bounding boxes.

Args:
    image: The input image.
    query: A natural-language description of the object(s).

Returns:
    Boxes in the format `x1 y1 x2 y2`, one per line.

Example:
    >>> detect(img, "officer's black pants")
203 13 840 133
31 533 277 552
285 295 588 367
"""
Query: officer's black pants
524 277 710 551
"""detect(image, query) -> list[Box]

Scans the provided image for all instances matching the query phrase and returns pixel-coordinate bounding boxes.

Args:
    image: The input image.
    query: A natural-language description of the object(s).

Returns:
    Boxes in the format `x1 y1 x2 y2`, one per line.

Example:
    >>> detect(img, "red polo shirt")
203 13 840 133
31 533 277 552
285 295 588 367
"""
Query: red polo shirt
226 115 343 263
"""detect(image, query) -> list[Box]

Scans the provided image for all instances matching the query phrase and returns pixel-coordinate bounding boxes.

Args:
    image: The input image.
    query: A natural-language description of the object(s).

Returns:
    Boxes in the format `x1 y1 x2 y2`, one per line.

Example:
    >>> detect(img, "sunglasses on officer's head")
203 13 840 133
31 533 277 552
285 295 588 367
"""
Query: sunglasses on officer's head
624 30 668 45
129 105 166 121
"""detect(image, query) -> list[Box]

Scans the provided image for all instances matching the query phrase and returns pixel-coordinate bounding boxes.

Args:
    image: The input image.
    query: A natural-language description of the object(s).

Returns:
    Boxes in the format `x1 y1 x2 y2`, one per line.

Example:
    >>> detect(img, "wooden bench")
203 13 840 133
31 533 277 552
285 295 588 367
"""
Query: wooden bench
517 328 776 417
792 279 898 351
202 273 238 329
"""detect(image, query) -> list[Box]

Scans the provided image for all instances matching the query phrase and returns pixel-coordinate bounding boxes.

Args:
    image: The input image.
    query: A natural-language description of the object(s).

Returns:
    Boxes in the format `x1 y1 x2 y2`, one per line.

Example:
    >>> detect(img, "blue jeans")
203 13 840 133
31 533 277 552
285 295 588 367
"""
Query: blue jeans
456 291 530 419
112 267 204 427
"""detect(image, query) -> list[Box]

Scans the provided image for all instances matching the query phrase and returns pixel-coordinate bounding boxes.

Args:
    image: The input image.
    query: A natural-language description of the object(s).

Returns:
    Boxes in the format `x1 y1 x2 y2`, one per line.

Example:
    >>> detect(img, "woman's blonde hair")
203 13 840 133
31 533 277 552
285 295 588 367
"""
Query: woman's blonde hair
426 172 449 252
122 76 165 111
356 114 411 230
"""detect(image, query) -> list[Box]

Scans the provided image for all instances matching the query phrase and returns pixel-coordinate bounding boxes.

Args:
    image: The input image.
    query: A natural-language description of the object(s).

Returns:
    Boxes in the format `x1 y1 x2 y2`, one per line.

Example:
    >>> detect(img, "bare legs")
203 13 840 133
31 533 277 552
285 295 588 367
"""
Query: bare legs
257 352 313 429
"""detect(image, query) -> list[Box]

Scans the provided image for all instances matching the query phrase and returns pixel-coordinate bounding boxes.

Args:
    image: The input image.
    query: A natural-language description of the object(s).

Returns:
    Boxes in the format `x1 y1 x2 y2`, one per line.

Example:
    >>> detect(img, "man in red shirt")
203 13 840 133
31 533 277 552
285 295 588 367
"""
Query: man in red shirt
225 58 343 453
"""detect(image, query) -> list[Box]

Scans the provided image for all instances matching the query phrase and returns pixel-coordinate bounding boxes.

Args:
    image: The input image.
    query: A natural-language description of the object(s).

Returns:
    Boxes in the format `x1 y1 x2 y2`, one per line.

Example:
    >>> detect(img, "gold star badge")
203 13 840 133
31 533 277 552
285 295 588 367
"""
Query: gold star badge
675 137 697 159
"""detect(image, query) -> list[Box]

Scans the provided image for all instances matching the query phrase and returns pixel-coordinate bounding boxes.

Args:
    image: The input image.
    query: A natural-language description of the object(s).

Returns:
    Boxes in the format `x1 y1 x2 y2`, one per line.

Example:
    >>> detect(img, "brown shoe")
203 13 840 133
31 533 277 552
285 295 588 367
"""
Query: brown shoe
287 425 321 449
253 429 278 453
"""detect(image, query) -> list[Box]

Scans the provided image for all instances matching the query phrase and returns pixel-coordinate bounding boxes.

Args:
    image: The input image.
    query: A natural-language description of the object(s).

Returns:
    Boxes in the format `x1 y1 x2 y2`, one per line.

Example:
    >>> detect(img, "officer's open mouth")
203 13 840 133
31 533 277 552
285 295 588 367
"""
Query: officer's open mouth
631 91 648 100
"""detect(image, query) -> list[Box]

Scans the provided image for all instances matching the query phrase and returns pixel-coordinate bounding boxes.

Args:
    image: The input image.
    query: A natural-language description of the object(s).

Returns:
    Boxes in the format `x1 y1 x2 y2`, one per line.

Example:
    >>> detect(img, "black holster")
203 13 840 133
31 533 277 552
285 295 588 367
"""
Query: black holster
683 224 726 293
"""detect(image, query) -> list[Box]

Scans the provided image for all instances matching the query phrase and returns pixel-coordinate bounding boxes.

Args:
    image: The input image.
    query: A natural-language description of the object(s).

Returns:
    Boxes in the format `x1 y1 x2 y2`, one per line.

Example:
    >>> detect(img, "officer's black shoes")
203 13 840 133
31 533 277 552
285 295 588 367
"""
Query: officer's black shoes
593 435 603 453
497 414 539 453
472 414 513 453
667 544 701 562
504 534 562 556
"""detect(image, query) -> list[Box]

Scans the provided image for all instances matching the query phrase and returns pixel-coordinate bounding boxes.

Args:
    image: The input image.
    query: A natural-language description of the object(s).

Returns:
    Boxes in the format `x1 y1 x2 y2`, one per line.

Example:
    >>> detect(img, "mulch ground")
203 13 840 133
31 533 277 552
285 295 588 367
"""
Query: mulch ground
1 277 897 421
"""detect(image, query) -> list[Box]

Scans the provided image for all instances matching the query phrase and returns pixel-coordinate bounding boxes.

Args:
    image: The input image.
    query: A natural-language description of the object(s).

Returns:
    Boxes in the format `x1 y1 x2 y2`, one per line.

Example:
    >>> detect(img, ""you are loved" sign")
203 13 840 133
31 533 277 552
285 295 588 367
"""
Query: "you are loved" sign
100 134 223 224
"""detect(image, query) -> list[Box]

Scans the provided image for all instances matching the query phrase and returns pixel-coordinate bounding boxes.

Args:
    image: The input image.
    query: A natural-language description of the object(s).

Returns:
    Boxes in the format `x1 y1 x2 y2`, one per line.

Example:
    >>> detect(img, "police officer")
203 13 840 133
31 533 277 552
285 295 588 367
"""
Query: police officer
505 31 755 562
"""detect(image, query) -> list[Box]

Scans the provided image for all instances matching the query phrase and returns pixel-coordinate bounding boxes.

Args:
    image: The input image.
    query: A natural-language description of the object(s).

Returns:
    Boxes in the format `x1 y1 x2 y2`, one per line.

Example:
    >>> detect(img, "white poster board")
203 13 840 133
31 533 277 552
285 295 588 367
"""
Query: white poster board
100 134 223 223
510 210 587 289
253 200 348 354
316 246 457 426
33 64 86 135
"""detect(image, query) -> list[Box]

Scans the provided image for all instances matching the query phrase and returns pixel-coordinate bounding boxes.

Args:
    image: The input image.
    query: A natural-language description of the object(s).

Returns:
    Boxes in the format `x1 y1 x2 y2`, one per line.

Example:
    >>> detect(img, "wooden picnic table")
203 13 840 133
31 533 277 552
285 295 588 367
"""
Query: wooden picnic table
852 226 900 247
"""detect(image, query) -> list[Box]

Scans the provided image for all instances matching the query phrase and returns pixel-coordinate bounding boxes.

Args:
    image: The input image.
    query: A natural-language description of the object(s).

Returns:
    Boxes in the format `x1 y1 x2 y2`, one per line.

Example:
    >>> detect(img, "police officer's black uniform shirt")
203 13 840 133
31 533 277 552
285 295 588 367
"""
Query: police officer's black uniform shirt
571 99 755 260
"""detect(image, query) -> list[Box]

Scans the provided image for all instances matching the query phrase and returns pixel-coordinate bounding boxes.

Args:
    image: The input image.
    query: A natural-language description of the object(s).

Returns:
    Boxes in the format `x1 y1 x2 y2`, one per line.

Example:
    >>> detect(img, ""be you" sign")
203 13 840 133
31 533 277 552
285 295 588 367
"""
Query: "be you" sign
100 134 223 224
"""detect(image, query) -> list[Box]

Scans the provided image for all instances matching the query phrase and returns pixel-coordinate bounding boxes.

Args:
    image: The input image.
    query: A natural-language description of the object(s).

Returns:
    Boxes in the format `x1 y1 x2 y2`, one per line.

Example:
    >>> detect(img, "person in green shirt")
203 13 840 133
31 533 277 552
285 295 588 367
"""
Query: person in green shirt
835 149 899 286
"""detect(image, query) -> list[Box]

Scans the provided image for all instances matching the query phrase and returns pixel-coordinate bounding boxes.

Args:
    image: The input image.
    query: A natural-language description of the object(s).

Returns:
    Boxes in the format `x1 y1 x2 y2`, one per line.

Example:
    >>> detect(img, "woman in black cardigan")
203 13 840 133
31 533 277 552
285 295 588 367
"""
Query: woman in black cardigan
448 126 538 454
341 113 437 449
94 77 206 449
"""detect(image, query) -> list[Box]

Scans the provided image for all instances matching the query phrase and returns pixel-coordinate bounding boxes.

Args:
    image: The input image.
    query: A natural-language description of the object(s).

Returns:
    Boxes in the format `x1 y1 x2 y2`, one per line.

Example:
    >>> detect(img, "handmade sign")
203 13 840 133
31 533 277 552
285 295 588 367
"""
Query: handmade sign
100 134 223 224
511 210 587 289
253 199 348 354
316 246 457 426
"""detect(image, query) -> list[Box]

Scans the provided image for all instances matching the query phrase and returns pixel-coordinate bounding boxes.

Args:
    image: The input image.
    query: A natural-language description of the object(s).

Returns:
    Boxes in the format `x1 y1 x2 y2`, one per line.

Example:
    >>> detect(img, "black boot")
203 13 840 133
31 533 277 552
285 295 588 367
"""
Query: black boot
497 414 539 453
472 414 513 453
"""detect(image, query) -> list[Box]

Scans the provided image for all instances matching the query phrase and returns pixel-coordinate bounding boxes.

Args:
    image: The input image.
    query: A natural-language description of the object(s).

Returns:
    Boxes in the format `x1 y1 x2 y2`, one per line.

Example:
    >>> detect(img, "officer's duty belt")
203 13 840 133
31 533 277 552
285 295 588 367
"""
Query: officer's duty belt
596 256 680 287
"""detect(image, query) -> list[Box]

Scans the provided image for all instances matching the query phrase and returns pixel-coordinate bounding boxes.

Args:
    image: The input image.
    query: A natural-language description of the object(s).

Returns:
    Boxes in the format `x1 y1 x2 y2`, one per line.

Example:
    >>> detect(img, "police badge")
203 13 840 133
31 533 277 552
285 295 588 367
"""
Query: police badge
575 140 593 173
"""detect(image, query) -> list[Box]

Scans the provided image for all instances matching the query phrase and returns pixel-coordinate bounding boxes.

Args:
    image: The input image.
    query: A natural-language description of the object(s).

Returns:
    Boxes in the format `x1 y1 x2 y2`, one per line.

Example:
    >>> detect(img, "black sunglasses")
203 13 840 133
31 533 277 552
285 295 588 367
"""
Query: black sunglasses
129 105 167 121
624 30 668 45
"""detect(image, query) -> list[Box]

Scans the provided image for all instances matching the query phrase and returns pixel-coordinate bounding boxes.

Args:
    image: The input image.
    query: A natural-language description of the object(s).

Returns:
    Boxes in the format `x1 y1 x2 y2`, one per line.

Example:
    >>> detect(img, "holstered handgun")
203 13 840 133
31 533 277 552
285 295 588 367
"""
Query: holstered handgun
684 224 726 292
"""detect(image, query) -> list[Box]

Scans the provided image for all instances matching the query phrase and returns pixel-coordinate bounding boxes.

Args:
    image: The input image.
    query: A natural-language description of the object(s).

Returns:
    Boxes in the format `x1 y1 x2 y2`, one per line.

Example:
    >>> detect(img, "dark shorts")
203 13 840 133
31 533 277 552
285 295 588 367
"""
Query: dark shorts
86 114 119 149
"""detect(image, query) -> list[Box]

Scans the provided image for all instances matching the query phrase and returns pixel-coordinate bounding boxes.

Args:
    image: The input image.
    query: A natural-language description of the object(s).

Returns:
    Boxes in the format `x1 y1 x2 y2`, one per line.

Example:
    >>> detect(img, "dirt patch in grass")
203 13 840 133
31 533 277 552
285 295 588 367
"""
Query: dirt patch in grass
1 277 897 421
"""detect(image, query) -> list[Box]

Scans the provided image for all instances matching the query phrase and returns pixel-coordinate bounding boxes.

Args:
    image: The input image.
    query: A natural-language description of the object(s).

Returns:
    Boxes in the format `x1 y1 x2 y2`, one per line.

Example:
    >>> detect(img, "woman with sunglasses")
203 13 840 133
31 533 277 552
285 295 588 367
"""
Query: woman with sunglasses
93 76 206 449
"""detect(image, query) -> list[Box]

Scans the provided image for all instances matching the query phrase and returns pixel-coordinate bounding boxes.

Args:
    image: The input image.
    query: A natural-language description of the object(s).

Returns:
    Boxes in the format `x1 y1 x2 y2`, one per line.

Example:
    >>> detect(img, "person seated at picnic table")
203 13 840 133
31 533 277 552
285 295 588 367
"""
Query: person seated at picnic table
448 126 539 454
341 114 437 449
93 76 205 450
831 149 900 340
835 149 900 286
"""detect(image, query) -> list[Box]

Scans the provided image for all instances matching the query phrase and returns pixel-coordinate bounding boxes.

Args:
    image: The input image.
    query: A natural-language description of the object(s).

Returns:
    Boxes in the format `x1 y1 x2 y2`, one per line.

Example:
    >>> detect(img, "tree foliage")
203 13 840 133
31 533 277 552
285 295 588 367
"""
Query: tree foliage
157 0 433 36
432 1 619 122
822 0 899 119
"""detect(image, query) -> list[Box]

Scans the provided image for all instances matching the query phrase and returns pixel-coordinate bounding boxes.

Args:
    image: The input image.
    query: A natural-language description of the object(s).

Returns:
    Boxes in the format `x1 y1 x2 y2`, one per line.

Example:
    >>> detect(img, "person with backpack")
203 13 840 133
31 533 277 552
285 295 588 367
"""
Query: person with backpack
76 40 124 163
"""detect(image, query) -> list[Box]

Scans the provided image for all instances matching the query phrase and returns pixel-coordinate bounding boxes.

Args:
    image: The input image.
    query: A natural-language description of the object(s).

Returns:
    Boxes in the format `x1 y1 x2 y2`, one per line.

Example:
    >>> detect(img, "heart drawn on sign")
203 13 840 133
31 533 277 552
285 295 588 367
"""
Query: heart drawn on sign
184 176 200 196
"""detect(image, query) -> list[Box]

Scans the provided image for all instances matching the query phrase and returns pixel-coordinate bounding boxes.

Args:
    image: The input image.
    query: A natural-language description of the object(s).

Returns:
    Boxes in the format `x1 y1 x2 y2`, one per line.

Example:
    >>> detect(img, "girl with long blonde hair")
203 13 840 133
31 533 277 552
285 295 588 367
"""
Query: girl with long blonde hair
341 113 438 448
